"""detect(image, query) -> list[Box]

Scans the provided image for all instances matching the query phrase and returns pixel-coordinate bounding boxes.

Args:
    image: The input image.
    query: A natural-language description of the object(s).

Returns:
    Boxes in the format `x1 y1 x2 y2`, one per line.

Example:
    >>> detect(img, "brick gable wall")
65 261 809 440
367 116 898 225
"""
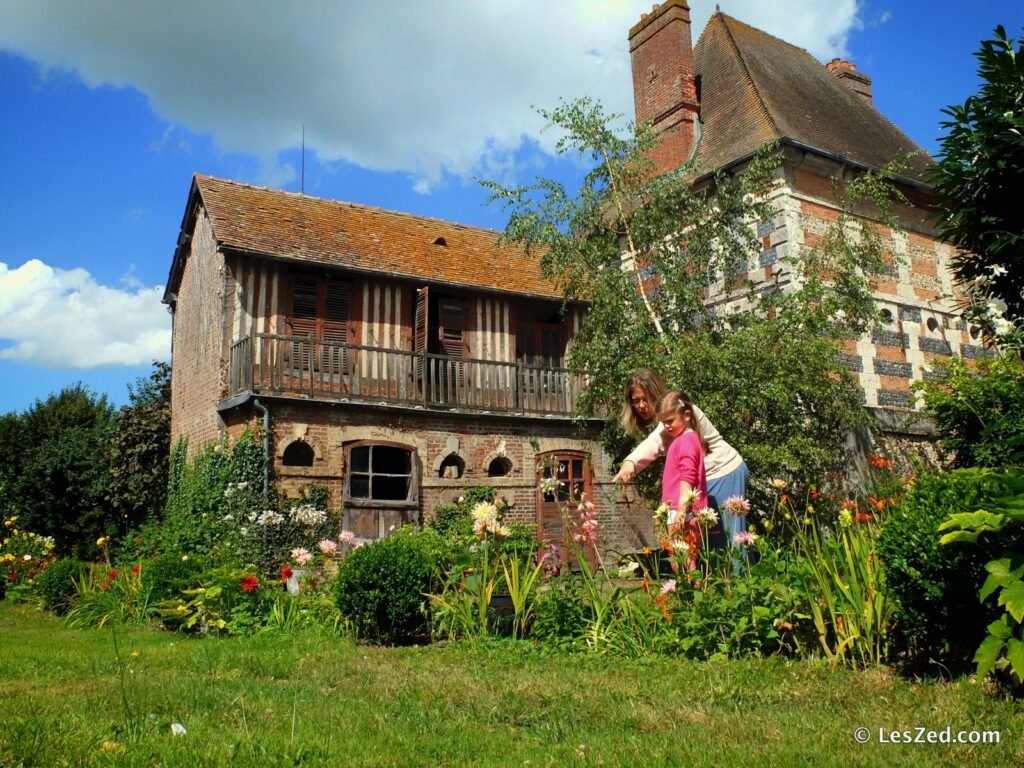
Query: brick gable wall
169 209 229 455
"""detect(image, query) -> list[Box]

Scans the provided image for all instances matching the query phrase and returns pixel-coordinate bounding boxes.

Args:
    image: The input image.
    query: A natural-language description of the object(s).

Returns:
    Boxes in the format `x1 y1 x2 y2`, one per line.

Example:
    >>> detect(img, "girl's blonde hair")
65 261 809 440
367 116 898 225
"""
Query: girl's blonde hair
621 368 667 438
655 389 710 454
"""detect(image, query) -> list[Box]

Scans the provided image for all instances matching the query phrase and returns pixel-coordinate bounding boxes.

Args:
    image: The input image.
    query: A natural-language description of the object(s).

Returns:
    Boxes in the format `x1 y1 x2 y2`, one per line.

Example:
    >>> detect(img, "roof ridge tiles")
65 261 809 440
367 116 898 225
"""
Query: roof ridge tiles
193 173 505 236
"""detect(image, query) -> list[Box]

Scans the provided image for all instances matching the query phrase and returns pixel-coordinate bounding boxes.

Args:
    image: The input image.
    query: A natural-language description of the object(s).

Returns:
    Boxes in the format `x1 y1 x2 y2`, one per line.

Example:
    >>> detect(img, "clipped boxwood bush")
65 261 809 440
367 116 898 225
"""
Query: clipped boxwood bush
335 528 450 645
34 558 87 615
878 469 1024 672
141 552 205 604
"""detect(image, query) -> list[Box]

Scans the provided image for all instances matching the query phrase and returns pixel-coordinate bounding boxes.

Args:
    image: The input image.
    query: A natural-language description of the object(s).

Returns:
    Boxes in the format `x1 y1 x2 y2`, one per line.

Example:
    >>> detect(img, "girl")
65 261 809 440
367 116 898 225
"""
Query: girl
656 390 709 571
656 389 709 512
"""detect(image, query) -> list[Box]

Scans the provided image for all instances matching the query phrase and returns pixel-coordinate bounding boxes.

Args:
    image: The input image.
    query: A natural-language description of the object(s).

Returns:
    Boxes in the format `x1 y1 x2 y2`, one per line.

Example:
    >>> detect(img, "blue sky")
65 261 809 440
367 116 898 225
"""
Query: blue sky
1 0 1022 415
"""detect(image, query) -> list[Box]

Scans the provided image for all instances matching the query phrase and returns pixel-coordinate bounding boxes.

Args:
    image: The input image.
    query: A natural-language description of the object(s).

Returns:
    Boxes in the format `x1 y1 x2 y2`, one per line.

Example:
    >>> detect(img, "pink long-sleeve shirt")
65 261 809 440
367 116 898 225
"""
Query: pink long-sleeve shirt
661 430 708 512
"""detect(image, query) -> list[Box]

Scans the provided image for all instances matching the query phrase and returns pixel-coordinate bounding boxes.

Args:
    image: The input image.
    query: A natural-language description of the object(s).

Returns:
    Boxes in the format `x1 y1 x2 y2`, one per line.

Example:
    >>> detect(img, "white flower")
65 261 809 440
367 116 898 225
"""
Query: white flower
255 510 284 526
670 540 691 560
986 297 1008 317
22 554 32 561
666 507 682 527
290 504 327 527
990 264 1008 276
617 561 640 578
768 478 788 490
694 508 719 528
339 530 356 546
993 317 1013 337
678 488 700 512
471 501 499 523
660 579 677 595
170 722 187 737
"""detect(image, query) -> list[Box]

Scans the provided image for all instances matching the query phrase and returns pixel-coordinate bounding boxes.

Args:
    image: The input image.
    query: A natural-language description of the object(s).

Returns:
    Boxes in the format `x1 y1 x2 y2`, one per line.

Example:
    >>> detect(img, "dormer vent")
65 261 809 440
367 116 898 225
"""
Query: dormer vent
433 236 448 247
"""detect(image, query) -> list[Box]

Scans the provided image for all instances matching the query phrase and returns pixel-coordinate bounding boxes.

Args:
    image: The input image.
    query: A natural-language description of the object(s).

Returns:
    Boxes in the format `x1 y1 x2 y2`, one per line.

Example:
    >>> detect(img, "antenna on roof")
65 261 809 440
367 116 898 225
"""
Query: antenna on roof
301 125 306 195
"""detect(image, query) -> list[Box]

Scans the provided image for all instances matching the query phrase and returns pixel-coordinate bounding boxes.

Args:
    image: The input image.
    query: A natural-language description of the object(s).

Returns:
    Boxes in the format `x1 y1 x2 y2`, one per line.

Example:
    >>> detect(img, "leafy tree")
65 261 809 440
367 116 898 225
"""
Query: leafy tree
0 411 22 518
929 26 1024 321
107 361 171 532
13 385 116 557
485 98 897 501
913 354 1024 468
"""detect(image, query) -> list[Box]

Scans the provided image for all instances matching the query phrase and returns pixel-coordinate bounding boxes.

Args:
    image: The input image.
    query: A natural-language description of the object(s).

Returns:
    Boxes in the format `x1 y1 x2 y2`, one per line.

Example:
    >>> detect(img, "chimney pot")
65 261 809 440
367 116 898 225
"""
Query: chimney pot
827 58 873 105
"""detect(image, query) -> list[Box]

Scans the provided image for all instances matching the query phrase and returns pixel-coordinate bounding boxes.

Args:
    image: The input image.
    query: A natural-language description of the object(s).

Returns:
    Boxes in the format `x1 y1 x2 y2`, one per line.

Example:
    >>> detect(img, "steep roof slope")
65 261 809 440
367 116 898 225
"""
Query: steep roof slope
693 13 931 178
166 175 559 300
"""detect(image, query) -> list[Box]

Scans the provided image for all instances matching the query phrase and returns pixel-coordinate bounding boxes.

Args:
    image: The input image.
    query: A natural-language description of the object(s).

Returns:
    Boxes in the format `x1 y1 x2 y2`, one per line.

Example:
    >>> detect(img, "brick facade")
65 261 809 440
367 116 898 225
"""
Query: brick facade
222 400 655 556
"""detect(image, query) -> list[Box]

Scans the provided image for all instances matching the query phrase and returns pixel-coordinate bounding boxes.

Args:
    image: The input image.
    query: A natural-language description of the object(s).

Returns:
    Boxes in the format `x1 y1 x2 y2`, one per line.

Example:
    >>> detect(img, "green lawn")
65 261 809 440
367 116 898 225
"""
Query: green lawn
1 602 1021 767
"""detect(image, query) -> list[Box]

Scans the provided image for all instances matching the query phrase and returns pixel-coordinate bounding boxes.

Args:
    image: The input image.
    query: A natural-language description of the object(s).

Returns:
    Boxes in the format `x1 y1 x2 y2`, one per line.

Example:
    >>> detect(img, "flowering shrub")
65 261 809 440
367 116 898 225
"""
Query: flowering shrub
1 515 56 600
155 566 278 636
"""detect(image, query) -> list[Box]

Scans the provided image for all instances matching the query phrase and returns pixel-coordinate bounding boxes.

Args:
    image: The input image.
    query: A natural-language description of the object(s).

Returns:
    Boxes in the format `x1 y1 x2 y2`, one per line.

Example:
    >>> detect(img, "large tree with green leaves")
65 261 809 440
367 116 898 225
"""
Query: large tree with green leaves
107 361 171 532
11 385 116 557
485 98 899 501
929 26 1024 322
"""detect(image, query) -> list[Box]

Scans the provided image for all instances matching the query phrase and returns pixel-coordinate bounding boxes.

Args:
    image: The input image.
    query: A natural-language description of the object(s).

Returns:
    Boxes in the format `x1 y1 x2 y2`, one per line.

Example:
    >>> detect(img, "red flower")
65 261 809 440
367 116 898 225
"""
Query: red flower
868 454 893 470
279 565 294 581
131 564 141 576
867 496 887 511
853 512 874 524
841 498 858 511
241 575 259 593
107 570 119 580
8 572 17 581
810 488 821 501
101 582 111 590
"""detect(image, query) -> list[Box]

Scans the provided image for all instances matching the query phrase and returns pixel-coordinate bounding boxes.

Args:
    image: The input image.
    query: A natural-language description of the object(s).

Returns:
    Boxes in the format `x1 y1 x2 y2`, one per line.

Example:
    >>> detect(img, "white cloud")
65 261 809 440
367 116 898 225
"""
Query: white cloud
0 1 861 187
0 260 171 368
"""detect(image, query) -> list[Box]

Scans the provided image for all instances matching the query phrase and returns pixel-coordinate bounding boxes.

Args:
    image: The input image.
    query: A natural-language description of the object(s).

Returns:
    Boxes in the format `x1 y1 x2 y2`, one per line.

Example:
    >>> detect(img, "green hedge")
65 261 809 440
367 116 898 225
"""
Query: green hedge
335 528 450 645
878 469 1024 672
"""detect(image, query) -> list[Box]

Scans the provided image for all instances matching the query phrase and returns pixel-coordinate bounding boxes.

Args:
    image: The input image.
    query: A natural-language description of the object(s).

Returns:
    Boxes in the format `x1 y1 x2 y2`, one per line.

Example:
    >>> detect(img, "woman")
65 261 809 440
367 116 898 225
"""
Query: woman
611 368 749 549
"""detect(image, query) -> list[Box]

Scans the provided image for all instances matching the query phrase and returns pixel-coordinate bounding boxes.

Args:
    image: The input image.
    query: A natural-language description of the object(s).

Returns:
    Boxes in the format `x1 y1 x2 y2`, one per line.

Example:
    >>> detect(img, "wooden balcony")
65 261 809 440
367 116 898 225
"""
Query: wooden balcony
227 333 584 417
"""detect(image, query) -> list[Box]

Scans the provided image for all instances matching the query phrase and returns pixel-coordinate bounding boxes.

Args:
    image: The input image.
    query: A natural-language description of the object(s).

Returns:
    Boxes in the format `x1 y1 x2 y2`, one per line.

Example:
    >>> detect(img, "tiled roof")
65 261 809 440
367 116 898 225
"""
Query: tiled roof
180 175 559 299
693 14 932 179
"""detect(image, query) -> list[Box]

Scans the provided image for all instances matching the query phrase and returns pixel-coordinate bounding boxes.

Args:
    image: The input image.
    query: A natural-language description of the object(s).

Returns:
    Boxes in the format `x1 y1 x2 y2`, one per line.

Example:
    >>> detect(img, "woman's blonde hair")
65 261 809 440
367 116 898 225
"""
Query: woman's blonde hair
621 368 667 438
655 389 710 454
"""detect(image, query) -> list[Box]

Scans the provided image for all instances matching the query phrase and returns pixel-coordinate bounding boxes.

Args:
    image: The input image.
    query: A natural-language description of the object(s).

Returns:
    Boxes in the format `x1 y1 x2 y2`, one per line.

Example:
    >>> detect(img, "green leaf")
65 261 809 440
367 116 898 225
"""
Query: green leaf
937 510 1005 533
974 634 1007 679
987 615 1012 640
997 580 1024 623
939 530 982 546
980 573 1002 603
1005 638 1024 680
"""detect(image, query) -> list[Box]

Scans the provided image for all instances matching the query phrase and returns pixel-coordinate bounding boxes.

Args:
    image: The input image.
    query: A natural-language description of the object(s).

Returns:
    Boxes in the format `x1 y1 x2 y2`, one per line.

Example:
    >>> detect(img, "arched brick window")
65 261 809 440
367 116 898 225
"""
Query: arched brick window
282 440 314 467
535 450 593 566
344 441 419 506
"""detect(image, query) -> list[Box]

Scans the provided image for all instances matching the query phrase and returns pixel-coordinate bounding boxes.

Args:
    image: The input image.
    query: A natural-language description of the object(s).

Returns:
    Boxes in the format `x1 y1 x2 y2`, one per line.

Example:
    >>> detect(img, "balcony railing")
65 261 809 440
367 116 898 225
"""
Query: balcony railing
227 333 584 417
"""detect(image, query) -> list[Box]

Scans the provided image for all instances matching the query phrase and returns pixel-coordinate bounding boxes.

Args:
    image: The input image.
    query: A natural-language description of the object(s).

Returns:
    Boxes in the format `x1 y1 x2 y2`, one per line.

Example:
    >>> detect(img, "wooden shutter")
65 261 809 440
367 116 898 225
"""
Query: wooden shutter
322 281 350 374
439 300 465 358
414 287 429 382
289 275 318 371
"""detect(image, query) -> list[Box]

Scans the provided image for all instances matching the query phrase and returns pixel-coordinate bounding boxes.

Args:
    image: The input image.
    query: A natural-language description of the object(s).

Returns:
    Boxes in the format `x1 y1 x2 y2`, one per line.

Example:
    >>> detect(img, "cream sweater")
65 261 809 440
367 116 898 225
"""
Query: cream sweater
624 406 743 481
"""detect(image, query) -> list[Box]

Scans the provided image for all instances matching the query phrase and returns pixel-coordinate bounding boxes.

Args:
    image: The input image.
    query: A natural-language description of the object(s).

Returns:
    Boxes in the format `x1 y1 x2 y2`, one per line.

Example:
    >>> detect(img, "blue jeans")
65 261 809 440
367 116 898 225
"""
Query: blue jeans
706 460 749 551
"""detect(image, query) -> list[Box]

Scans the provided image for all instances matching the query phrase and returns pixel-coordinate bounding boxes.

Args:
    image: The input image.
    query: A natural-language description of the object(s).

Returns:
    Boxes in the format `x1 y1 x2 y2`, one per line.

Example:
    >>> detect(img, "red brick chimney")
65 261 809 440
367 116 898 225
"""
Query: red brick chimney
629 1 698 174
826 58 873 105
